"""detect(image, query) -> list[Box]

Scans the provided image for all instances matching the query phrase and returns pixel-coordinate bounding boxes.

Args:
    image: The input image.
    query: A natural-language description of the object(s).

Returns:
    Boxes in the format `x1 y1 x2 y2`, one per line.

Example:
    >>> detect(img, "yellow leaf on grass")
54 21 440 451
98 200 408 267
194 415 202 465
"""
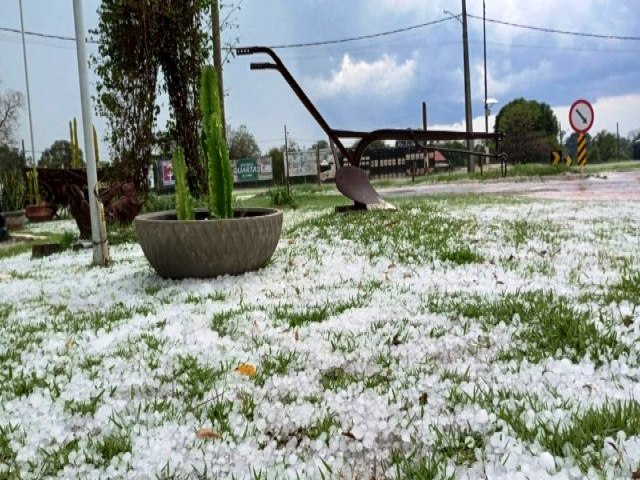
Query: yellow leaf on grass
236 363 257 377
196 428 221 439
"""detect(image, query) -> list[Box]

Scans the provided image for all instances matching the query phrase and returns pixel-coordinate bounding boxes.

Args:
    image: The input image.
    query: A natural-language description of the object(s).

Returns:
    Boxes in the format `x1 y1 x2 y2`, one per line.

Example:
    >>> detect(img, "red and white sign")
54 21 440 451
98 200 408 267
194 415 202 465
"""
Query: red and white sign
569 99 594 134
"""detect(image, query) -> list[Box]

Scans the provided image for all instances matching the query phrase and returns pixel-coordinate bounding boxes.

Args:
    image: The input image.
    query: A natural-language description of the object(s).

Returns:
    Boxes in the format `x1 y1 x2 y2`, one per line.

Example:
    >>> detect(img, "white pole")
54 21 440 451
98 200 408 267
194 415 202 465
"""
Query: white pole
72 0 108 265
18 0 36 168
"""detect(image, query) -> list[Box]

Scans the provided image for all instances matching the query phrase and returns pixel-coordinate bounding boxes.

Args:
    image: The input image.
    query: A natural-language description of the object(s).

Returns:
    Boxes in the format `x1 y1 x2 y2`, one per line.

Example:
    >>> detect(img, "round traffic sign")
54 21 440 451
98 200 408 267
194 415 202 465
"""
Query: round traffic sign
569 99 594 134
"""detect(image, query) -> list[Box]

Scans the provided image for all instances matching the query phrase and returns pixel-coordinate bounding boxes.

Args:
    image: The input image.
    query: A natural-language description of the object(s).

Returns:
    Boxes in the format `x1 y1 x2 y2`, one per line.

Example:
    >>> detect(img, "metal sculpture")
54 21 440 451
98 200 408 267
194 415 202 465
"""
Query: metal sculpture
237 46 504 208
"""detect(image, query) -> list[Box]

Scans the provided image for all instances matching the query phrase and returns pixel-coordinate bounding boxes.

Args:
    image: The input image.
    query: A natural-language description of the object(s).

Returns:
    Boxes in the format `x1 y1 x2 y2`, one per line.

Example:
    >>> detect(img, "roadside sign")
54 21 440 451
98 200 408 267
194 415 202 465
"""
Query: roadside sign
577 134 587 166
566 155 573 167
235 158 259 182
569 99 594 134
551 150 562 166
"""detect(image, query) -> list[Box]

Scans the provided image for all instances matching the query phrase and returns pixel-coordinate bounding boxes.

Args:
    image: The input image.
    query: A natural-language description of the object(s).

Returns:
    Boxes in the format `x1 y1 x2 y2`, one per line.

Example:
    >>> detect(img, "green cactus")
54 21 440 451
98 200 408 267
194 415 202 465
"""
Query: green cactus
200 65 233 219
69 118 81 168
172 146 194 221
93 125 100 165
26 169 41 205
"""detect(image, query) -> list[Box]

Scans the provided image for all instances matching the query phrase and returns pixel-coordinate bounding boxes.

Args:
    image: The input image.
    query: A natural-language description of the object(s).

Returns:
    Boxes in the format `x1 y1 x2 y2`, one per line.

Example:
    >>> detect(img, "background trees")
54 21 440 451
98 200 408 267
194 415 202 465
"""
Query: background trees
227 125 260 159
38 140 84 169
495 98 559 164
0 81 24 148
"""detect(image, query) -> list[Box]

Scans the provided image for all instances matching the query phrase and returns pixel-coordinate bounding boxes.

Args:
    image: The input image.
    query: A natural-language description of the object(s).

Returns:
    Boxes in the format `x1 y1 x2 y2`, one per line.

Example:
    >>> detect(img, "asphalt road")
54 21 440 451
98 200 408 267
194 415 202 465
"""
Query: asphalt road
382 171 640 201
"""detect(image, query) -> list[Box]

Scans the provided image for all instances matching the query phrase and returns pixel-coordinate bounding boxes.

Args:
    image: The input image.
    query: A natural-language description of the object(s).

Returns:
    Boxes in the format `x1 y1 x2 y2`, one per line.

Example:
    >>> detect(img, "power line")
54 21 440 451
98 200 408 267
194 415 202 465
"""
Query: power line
0 25 97 43
265 17 454 49
467 13 640 41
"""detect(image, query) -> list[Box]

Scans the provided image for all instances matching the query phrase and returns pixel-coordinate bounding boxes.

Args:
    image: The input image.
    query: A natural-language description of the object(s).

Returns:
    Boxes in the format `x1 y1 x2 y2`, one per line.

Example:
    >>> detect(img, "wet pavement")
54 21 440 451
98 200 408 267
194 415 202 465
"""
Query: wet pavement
382 171 640 201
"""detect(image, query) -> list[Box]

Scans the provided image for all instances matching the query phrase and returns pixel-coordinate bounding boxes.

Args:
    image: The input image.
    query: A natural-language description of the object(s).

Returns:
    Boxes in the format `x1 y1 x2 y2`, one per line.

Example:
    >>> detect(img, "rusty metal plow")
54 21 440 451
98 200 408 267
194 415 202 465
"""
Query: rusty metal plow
237 46 504 210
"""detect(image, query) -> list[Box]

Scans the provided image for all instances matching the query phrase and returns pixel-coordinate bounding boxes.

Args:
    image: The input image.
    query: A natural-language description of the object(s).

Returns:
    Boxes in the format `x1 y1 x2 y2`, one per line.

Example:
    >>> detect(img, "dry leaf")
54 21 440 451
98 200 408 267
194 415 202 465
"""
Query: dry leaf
387 263 396 270
65 337 74 350
403 272 412 279
288 239 295 245
294 331 300 341
236 363 257 377
390 332 401 346
623 316 634 327
196 428 221 439
419 392 428 405
342 431 356 440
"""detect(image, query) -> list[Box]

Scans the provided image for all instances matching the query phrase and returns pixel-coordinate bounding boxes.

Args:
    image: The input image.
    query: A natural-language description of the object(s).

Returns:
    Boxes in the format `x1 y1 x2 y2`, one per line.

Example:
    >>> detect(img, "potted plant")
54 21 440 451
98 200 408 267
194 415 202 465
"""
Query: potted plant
25 168 53 222
135 66 283 278
0 169 27 229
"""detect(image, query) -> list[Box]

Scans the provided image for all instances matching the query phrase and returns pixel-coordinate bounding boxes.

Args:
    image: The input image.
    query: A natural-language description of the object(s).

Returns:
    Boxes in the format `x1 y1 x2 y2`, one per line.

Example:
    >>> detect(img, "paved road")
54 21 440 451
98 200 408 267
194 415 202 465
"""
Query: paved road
382 171 640 201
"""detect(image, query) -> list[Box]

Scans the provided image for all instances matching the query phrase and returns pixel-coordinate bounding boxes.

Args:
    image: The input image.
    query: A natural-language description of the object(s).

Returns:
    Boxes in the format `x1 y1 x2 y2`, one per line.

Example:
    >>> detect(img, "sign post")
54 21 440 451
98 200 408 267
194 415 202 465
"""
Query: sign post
568 99 594 171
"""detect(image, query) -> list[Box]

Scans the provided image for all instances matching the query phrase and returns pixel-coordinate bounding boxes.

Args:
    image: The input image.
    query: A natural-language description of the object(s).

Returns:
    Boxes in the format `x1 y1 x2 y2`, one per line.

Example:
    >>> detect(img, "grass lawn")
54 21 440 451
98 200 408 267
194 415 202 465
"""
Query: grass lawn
0 193 639 478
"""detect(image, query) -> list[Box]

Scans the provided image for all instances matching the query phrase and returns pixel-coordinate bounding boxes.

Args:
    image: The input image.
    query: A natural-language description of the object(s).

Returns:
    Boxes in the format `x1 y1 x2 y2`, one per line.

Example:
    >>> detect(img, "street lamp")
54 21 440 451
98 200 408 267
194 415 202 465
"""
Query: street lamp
484 98 498 133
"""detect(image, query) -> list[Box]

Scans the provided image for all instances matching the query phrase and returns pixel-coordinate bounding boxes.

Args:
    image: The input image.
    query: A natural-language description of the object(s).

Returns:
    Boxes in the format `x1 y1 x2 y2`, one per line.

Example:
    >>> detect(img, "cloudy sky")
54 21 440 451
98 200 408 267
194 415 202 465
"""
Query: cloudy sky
1 0 639 160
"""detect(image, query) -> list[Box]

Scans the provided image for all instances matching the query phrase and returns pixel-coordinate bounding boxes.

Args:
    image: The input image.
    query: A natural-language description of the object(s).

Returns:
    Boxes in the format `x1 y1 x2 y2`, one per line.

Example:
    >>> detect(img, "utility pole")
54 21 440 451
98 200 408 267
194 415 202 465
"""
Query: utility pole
211 0 226 140
422 101 428 175
483 0 488 137
73 0 109 266
461 0 474 173
18 0 36 167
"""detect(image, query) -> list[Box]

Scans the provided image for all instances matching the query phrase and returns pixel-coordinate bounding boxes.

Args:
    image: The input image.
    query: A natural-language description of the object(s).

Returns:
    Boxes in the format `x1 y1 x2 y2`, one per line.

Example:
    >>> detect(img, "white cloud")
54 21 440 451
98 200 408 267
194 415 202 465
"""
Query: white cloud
473 59 553 101
311 53 417 98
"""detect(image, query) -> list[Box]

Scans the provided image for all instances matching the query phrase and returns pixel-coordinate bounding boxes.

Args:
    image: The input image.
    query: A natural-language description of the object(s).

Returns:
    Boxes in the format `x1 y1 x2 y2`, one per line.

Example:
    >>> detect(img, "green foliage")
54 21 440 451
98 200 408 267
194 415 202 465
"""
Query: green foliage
0 169 25 211
38 140 83 169
496 98 560 164
26 169 41 205
269 147 285 185
227 125 260 159
268 187 296 208
172 146 195 221
92 0 216 194
70 118 81 168
200 65 233 219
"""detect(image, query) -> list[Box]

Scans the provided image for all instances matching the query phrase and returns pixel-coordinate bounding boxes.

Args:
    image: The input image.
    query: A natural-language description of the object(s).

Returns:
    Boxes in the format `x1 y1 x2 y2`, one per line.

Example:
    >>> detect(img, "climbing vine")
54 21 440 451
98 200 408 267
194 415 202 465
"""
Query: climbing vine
92 0 235 196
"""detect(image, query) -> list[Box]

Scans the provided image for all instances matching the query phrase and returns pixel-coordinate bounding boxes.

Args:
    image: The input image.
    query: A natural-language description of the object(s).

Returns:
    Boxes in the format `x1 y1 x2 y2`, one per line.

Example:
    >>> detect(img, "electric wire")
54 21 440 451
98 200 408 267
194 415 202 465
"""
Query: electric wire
467 13 640 41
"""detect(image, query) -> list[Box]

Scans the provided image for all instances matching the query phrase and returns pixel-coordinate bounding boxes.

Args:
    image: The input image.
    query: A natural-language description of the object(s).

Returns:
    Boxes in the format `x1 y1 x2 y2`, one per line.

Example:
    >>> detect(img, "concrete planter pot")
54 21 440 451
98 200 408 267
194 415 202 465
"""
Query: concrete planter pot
2 209 27 230
135 207 283 279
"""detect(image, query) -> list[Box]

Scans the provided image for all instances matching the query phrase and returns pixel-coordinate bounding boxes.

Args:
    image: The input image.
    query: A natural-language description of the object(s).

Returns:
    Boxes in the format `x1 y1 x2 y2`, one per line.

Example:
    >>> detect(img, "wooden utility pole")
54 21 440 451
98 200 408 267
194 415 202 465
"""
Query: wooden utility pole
211 0 226 140
422 102 428 175
461 0 474 173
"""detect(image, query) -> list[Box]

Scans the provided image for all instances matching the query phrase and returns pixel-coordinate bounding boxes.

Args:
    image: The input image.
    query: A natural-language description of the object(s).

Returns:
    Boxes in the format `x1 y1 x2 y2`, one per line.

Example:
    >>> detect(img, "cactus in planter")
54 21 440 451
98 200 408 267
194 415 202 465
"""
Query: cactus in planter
26 169 41 205
69 118 81 168
200 65 233 219
172 146 194 221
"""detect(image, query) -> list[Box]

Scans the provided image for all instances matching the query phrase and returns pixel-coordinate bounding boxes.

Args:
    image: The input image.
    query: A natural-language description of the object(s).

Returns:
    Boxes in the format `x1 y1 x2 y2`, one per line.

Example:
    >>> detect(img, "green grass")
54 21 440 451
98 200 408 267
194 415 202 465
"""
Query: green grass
0 230 78 260
254 350 300 387
289 201 483 266
603 261 640 307
56 303 153 333
0 424 21 480
448 385 640 473
93 432 132 466
273 294 368 329
425 290 626 364
170 355 229 402
388 449 453 480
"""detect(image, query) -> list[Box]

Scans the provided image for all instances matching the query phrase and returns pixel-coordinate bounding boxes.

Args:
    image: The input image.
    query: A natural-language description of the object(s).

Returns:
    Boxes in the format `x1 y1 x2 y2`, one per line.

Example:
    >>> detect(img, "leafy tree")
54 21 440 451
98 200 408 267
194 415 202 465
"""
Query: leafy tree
310 139 329 151
93 0 240 196
0 144 25 175
227 125 260 159
0 81 24 147
591 130 618 162
38 140 84 168
496 98 559 164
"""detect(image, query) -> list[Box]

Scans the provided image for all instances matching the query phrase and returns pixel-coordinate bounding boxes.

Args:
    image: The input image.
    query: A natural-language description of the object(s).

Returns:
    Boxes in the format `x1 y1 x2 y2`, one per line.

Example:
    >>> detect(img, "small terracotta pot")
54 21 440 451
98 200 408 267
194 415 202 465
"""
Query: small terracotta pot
25 204 53 223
